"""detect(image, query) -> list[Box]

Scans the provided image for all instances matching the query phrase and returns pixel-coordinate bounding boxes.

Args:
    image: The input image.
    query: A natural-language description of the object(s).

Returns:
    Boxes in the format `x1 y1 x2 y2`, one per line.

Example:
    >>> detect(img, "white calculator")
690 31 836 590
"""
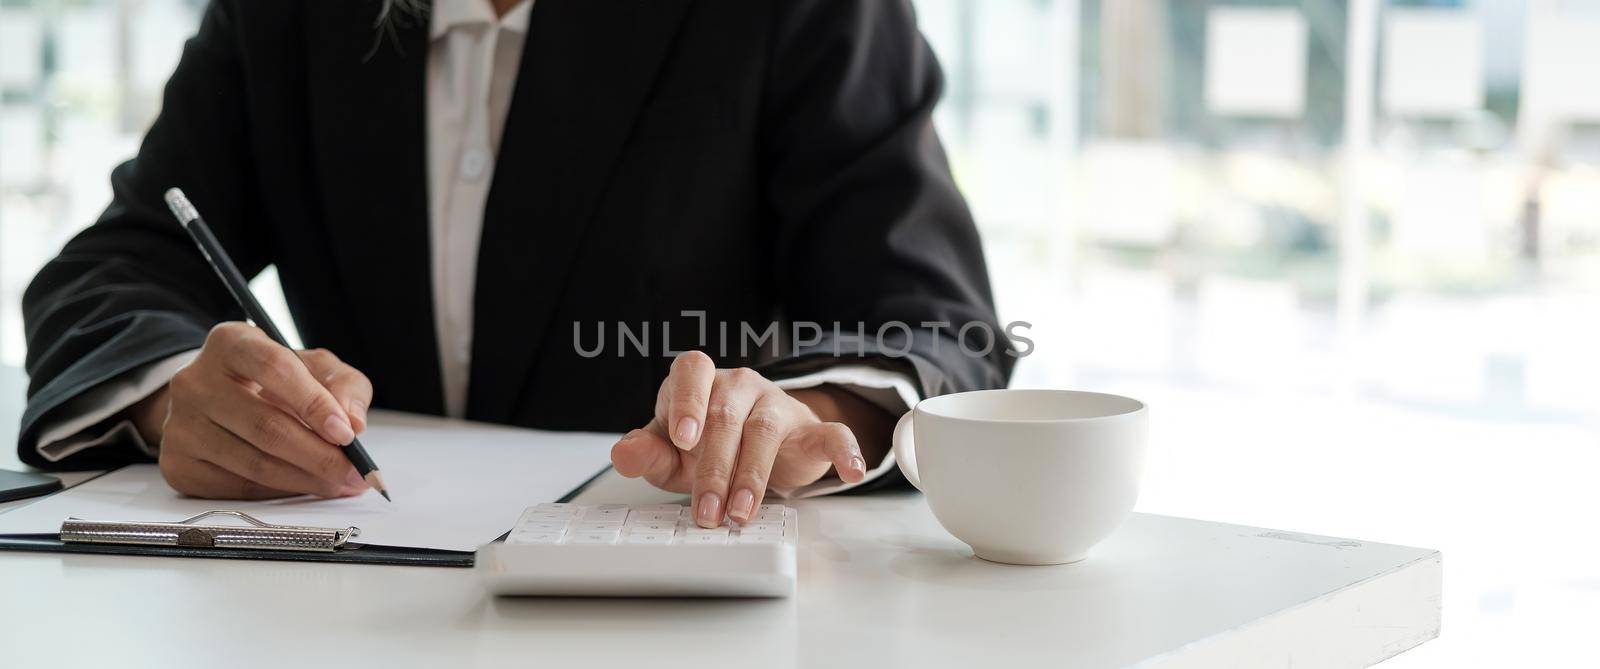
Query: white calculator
477 503 798 598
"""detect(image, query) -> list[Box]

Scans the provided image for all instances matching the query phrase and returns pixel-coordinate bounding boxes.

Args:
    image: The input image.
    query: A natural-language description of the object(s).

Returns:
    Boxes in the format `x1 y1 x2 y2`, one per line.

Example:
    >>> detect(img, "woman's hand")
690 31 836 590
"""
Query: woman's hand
132 323 372 500
610 351 891 527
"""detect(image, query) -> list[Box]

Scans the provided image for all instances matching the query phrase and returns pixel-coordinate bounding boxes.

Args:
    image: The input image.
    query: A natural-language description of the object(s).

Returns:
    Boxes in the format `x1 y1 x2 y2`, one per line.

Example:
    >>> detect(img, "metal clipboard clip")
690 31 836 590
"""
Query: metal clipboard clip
60 510 361 552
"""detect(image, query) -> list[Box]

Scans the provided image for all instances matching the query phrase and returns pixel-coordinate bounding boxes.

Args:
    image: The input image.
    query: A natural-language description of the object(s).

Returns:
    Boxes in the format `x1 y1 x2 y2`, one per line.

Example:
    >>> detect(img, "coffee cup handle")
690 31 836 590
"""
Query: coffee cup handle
891 411 922 491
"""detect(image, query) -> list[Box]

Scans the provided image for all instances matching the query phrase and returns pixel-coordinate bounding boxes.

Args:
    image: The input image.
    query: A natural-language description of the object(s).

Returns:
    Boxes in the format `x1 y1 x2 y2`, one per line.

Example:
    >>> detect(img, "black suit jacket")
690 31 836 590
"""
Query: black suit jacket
19 0 1012 470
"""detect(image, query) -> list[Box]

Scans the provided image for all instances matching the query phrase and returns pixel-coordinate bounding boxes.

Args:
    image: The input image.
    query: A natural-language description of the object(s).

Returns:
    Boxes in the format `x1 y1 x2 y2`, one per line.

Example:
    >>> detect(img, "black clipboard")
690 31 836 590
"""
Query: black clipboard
0 466 610 568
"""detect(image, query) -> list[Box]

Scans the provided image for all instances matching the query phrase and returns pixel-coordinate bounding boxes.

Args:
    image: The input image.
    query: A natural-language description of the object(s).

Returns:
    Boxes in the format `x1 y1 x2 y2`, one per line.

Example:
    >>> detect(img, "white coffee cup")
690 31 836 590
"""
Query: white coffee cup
893 389 1148 565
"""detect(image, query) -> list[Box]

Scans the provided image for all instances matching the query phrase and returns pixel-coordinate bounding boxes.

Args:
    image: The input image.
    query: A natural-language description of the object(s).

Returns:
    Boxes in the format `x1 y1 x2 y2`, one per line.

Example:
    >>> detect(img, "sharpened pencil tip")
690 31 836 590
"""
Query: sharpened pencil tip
363 470 390 502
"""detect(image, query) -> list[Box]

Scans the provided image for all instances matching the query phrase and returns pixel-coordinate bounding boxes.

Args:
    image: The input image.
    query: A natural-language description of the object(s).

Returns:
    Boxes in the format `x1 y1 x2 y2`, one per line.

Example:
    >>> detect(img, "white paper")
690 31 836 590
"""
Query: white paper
0 412 618 552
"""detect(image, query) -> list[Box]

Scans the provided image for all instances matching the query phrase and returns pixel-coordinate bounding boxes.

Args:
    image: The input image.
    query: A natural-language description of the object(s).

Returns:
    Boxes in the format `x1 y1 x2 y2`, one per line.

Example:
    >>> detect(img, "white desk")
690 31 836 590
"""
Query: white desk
0 366 1440 667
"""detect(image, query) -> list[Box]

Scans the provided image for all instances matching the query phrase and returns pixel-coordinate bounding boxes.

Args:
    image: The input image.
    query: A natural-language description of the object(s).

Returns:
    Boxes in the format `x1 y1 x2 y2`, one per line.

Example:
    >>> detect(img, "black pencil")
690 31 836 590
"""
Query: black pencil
163 188 391 501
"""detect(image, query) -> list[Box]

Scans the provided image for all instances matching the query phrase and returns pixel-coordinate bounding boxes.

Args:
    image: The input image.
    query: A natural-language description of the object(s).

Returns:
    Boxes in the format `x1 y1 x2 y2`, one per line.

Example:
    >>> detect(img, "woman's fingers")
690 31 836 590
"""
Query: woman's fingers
155 322 383 500
209 323 356 445
194 417 361 499
725 395 788 523
628 360 881 517
297 348 374 433
610 422 693 492
777 422 868 488
160 450 296 500
203 380 363 495
662 351 716 449
692 368 767 527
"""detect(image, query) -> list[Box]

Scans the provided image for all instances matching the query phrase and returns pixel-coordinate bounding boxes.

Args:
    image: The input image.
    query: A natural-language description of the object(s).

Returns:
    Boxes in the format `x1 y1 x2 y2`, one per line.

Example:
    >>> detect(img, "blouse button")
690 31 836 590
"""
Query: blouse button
461 149 489 182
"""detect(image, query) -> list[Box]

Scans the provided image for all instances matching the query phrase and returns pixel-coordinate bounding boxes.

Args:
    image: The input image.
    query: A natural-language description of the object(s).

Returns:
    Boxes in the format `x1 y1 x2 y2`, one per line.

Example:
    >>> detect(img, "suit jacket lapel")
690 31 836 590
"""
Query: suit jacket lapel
306 4 444 415
466 0 693 423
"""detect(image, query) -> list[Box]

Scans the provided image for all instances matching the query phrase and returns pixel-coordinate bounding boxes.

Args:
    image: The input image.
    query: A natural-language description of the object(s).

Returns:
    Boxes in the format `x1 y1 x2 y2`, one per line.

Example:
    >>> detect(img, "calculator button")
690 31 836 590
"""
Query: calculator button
582 506 630 521
738 522 784 536
624 520 677 533
508 532 564 545
573 521 626 532
518 521 570 533
502 505 795 553
570 530 621 544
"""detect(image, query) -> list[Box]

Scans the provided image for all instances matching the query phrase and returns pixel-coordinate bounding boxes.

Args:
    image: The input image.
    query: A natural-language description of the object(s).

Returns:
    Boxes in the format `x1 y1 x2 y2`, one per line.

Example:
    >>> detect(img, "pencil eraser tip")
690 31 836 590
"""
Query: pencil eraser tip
163 188 198 225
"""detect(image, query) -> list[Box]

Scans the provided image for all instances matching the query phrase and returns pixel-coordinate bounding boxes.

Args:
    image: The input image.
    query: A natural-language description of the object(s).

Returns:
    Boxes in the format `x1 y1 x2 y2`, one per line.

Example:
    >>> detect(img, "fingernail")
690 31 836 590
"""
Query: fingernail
695 491 722 527
323 415 355 445
729 488 755 522
849 456 866 473
349 400 367 425
346 469 366 488
674 417 700 448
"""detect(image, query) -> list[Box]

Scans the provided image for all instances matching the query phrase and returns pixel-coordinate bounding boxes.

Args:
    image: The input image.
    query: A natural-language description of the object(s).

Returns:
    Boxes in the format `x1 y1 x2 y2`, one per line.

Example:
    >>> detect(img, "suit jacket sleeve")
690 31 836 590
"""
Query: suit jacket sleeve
18 1 265 470
757 0 1015 402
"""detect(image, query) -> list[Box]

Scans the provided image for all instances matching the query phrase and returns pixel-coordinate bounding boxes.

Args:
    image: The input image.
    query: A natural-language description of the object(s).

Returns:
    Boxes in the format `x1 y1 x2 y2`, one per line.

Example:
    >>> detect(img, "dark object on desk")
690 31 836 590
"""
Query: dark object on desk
163 188 391 502
0 533 473 567
0 469 62 504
